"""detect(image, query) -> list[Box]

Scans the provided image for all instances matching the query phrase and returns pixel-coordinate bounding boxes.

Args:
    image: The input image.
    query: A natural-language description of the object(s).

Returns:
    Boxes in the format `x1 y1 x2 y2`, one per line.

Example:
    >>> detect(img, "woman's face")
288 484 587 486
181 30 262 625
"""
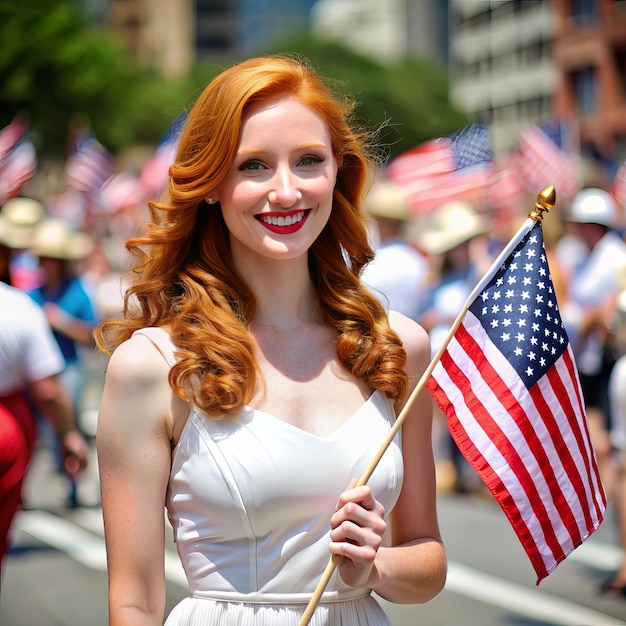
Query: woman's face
213 95 338 265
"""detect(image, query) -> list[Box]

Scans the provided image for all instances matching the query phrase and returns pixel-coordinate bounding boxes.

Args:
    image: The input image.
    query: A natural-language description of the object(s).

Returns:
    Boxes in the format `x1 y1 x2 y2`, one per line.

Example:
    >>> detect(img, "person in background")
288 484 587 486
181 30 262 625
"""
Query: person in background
95 55 445 626
27 217 98 507
0 197 44 289
361 176 429 320
607 280 626 597
558 188 626 499
411 200 490 493
0 211 88 577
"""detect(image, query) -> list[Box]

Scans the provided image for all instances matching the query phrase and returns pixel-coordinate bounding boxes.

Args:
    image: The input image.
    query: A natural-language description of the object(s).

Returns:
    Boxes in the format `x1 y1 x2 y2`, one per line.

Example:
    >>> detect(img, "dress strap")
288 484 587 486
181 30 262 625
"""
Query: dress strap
132 327 178 367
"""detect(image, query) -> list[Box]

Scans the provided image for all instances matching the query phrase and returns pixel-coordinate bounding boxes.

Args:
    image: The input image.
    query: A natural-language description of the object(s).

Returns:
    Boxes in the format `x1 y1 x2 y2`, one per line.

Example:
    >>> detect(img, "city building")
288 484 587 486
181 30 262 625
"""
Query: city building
106 0 320 75
552 0 626 166
449 0 556 154
449 0 626 170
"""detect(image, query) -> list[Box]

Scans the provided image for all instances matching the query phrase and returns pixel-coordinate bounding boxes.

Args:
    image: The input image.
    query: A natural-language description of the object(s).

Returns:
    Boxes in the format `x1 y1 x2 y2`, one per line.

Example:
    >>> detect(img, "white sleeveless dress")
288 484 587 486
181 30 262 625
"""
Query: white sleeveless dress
135 328 404 626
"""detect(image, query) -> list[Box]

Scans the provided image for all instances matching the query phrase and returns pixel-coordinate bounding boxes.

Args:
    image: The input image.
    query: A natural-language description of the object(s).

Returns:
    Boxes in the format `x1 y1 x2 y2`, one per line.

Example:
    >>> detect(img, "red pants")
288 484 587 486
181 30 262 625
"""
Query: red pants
0 392 37 565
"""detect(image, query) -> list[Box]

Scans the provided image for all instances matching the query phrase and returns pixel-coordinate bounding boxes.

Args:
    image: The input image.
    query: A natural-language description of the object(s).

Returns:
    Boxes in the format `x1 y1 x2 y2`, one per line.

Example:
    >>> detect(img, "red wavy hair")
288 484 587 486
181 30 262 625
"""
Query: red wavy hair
95 55 408 417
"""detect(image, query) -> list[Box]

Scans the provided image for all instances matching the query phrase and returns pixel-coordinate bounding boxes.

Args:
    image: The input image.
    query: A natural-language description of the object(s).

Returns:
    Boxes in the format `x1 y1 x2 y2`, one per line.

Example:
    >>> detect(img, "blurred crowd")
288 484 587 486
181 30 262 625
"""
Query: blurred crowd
2 151 626 595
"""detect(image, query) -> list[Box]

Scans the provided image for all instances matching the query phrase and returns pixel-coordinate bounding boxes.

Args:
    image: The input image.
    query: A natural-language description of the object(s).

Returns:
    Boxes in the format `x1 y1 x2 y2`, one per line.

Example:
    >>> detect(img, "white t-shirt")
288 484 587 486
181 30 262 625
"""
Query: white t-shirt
362 239 428 319
0 282 65 395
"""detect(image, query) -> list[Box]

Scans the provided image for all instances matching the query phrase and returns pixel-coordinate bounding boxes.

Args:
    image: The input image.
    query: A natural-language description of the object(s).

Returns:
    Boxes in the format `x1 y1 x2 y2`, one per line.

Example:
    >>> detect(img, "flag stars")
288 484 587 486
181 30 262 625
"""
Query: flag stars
468 225 569 387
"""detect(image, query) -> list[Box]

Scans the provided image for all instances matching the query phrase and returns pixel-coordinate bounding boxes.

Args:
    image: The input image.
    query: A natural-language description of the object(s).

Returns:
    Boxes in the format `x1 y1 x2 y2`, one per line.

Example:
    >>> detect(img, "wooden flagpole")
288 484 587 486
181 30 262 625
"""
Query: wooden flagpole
297 186 556 626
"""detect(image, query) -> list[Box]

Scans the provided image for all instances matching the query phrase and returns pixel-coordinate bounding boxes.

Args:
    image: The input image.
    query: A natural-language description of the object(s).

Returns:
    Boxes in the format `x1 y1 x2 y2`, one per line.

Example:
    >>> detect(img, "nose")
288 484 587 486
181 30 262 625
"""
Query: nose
268 166 302 206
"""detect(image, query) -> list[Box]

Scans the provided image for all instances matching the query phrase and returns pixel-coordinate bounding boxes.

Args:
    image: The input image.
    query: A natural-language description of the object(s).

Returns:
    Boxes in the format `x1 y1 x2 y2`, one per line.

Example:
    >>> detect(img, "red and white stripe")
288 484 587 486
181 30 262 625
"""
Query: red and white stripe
428 312 606 583
514 125 582 202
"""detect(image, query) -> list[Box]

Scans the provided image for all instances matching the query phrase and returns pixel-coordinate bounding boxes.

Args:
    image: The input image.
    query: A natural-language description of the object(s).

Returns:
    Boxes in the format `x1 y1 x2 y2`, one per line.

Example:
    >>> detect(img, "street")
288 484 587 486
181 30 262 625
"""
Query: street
1 443 626 626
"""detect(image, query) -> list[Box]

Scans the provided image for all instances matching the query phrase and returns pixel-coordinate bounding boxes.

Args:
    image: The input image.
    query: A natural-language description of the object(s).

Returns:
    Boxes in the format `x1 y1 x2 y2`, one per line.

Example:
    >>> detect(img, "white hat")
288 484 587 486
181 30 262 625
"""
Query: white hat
410 201 488 255
568 188 617 228
30 218 94 260
363 181 411 221
0 197 45 249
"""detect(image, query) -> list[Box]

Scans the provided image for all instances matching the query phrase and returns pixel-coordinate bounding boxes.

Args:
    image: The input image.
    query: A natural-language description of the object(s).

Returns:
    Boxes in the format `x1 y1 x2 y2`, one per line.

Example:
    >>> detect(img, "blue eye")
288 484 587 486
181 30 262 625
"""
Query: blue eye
239 160 265 171
299 155 323 166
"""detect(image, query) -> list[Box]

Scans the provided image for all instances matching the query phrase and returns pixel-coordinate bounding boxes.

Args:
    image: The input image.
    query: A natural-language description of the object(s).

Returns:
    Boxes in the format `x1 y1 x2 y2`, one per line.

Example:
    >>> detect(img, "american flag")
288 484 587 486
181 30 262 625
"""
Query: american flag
64 134 114 197
139 111 187 200
0 136 38 204
427 218 606 583
0 115 28 164
387 123 494 213
514 120 582 202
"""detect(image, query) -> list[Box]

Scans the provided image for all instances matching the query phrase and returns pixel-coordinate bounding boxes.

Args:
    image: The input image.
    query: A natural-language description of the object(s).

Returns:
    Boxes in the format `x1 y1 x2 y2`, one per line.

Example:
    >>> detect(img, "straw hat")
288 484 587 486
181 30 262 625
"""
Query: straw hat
29 218 94 260
0 197 45 249
410 201 488 255
363 181 412 221
568 188 617 228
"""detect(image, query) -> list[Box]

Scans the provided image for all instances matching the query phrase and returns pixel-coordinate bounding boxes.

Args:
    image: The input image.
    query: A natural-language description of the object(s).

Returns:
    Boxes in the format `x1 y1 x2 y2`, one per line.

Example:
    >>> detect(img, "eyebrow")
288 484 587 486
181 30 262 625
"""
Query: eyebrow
236 143 330 157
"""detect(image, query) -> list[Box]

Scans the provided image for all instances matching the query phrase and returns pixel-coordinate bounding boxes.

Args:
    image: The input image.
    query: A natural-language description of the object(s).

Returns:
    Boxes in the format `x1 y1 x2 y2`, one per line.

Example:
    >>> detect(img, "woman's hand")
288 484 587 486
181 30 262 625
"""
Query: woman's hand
329 479 387 589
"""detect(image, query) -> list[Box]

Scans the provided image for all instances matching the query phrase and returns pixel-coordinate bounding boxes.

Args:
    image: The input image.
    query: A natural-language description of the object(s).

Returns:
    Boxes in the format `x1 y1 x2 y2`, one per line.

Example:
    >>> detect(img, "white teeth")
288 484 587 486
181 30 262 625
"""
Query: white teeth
259 212 305 226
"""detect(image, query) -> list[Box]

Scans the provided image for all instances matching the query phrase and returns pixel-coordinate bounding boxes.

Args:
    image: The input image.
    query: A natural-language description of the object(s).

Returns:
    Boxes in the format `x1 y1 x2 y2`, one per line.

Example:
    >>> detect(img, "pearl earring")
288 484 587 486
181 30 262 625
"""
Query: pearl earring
206 197 215 204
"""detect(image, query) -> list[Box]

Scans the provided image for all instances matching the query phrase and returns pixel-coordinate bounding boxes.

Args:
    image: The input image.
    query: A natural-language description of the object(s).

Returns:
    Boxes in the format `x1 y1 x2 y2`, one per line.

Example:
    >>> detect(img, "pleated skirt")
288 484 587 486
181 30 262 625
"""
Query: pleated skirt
164 595 391 626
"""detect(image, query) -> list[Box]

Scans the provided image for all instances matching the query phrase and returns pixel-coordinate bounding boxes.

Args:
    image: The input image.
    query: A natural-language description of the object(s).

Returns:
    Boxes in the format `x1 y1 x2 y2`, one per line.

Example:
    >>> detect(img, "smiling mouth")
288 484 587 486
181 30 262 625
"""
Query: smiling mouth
257 210 307 227
256 210 310 234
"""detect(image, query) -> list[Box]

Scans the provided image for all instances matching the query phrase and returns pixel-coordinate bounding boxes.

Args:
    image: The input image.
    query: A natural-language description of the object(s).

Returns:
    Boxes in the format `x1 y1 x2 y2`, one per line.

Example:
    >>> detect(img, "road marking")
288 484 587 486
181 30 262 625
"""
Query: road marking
567 538 623 571
446 561 625 626
15 509 187 586
16 509 107 571
15 509 625 626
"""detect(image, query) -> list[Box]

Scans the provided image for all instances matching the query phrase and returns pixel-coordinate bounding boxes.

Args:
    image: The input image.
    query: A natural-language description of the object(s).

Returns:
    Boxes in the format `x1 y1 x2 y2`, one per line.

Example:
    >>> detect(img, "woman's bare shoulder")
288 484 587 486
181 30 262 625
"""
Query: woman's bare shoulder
105 332 171 387
388 311 429 354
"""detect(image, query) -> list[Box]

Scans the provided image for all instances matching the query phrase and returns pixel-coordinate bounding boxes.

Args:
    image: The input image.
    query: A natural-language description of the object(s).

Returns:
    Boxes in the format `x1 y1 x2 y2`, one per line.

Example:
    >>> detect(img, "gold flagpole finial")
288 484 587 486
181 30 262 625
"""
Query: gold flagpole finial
529 185 556 222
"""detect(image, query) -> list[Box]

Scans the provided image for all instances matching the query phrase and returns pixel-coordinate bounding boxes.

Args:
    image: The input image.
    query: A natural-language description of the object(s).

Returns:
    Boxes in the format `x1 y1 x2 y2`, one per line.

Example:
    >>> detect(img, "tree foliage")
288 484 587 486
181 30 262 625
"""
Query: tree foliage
261 33 469 160
0 0 138 156
0 4 468 162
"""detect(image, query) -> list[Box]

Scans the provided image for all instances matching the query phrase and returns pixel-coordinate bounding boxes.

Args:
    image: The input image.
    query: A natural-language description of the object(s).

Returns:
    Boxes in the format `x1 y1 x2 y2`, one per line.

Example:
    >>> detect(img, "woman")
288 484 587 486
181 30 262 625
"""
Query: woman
96 55 446 626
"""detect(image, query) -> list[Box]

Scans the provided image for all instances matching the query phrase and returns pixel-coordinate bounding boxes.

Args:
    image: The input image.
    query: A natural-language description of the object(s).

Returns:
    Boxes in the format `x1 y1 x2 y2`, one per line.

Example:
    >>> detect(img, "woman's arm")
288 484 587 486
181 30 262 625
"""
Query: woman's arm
331 311 446 603
97 334 176 626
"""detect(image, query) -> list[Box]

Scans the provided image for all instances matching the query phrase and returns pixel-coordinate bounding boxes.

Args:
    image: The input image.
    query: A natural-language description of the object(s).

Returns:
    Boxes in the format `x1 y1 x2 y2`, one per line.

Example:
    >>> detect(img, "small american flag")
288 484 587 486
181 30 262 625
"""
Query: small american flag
139 111 187 200
64 135 114 197
514 120 582 202
428 218 606 583
0 136 38 204
387 123 494 213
